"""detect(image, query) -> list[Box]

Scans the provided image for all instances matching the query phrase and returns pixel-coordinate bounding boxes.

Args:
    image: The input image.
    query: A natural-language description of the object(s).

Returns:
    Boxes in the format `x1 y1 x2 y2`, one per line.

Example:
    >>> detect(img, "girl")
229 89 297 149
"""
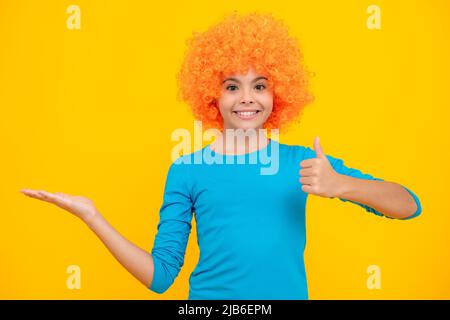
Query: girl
21 12 421 300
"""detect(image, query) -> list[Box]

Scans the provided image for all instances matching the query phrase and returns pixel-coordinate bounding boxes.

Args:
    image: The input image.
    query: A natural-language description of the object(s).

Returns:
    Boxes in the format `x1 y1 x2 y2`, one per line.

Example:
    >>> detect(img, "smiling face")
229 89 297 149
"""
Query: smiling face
217 67 273 131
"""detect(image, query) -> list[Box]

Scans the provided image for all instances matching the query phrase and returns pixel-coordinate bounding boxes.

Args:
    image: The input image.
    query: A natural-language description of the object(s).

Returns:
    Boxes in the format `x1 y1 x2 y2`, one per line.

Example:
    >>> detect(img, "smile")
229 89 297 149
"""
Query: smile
232 110 261 120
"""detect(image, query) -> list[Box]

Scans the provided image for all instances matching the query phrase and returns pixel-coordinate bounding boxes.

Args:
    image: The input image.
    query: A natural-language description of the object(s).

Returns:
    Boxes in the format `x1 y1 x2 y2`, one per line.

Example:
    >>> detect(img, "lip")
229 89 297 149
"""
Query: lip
232 109 262 112
232 110 262 121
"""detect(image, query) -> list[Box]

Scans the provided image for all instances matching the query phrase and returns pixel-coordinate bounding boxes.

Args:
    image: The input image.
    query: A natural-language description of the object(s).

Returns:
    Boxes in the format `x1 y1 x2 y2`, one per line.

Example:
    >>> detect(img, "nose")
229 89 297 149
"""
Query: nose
239 88 255 105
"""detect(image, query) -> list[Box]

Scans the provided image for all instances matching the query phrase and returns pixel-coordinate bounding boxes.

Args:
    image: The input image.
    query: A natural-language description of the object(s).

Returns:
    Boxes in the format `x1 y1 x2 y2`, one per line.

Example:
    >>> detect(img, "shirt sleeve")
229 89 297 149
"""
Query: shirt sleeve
149 159 194 294
302 146 422 220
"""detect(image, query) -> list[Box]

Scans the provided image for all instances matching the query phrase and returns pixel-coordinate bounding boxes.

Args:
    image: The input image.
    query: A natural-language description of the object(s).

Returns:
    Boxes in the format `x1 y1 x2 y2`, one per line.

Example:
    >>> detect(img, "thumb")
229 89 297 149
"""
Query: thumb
314 136 326 159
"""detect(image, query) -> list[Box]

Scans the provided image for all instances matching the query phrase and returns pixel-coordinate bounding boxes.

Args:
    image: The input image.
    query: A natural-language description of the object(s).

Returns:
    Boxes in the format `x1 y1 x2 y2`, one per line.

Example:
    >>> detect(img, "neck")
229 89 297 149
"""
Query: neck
211 128 269 155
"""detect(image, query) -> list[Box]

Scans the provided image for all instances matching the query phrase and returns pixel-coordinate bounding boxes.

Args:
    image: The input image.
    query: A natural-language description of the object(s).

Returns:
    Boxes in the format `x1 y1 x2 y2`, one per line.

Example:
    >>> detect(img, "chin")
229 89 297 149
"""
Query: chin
231 123 262 131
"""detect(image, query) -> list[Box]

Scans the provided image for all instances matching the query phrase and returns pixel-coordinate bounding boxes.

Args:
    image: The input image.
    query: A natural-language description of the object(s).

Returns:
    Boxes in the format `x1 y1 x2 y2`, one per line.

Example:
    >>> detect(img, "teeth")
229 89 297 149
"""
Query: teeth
235 111 258 116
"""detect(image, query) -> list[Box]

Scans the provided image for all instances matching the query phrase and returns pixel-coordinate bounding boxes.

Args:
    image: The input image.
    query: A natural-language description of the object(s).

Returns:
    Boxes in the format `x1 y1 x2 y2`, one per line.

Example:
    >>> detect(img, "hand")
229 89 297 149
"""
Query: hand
298 136 344 198
20 189 100 224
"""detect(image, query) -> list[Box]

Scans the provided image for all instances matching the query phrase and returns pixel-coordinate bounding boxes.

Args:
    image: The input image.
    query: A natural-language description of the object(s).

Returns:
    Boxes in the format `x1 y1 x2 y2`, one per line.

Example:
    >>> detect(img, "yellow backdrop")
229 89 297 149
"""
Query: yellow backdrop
1 0 449 299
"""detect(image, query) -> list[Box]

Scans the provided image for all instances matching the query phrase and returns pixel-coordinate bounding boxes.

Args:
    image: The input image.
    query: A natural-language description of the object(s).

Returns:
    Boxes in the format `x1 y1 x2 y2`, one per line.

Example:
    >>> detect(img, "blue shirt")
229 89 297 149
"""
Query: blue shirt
149 139 422 299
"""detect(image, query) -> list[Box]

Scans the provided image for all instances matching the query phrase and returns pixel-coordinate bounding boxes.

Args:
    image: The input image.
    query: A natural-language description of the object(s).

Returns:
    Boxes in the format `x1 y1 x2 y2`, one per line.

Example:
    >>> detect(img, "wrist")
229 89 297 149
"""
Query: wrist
83 211 102 228
334 173 352 198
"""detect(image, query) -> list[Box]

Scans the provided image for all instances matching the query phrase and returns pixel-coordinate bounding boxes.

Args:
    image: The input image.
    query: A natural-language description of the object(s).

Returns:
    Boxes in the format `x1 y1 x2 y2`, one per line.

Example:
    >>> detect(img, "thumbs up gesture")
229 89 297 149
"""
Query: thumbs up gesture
298 136 343 198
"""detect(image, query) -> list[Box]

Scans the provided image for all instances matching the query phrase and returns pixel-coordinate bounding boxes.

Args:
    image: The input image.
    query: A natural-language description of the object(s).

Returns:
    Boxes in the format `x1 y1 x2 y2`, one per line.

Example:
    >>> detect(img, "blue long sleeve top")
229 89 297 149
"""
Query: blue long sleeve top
149 139 422 299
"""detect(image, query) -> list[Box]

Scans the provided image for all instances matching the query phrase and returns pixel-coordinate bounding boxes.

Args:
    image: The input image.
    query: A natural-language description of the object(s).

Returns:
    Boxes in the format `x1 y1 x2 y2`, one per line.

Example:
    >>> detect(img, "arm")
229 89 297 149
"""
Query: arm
21 159 193 293
21 189 155 288
299 137 422 220
335 175 419 219
149 160 194 294
85 213 154 287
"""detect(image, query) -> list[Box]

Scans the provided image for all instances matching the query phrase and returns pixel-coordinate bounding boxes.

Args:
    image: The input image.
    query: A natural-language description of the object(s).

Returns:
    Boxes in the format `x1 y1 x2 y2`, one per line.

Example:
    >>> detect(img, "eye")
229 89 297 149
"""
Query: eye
255 84 266 91
226 85 238 91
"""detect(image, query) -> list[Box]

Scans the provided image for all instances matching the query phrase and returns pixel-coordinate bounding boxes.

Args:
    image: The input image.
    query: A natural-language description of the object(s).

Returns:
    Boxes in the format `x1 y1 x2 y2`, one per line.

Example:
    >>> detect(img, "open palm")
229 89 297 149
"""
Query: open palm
21 189 99 223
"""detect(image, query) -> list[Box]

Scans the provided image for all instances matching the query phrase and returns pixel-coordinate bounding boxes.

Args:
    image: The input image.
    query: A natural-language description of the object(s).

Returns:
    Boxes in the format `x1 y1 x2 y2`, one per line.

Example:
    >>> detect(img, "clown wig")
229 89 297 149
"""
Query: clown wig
176 11 314 133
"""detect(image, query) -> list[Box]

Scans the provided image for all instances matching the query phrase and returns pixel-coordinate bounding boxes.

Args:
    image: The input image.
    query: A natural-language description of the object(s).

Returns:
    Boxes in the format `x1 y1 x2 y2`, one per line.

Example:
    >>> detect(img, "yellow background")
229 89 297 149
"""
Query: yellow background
1 0 449 299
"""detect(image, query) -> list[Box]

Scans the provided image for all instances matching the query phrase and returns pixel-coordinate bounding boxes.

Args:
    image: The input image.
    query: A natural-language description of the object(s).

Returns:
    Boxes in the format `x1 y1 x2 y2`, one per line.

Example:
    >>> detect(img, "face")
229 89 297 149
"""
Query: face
217 67 273 131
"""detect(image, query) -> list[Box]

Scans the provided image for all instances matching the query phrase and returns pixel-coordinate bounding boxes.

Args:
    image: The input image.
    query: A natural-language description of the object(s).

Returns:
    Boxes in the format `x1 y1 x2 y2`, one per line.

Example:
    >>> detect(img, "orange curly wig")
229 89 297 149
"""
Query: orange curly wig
176 11 314 133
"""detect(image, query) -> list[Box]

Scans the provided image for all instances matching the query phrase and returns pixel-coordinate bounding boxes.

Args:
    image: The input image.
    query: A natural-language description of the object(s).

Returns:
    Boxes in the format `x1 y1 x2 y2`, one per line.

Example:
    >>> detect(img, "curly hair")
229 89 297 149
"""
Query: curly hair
176 11 314 133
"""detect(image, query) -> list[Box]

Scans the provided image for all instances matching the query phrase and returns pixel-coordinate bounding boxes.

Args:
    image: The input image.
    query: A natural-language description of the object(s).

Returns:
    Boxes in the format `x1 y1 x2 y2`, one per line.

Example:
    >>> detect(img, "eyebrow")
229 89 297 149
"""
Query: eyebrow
222 76 268 84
